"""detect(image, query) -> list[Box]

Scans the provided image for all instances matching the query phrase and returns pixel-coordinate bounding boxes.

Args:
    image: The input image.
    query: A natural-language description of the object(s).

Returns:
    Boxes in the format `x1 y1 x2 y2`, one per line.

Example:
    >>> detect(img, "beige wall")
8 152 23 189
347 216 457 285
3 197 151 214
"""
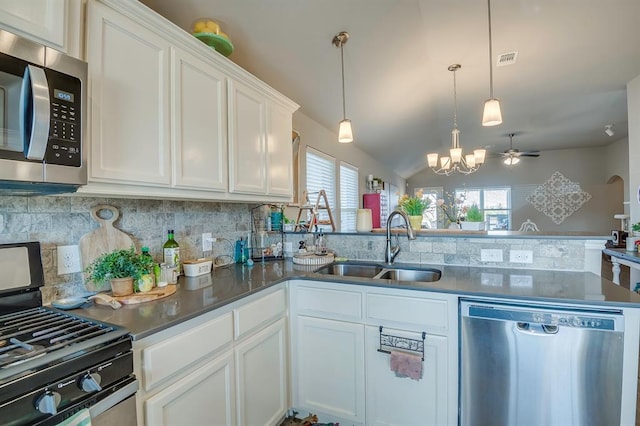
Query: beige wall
407 145 626 234
628 74 640 225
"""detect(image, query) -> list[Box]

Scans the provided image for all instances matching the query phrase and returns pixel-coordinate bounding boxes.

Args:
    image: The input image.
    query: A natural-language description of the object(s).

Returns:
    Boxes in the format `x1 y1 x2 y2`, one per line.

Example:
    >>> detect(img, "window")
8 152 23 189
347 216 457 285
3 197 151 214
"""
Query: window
305 147 336 231
414 187 442 229
339 162 359 232
456 187 511 230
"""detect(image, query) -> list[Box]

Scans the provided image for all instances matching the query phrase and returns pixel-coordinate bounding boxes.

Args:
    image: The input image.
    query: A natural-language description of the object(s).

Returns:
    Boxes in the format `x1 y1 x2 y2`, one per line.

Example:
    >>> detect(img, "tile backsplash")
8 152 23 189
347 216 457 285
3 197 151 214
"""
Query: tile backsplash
0 195 252 302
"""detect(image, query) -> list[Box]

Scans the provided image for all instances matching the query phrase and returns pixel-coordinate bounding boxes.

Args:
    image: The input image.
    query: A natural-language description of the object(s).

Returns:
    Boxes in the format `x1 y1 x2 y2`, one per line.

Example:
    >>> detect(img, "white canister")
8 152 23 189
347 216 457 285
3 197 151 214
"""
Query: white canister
626 236 638 251
356 209 373 232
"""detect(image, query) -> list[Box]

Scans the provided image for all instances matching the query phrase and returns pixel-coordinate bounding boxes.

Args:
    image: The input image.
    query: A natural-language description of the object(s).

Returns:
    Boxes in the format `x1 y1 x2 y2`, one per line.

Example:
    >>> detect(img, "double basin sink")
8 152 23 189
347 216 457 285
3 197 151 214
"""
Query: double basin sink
314 261 441 283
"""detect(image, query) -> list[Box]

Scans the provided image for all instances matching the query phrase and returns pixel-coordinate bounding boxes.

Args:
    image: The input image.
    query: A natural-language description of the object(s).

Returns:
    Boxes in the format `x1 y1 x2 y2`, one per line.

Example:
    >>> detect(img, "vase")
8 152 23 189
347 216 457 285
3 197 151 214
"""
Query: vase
409 215 423 230
110 277 134 296
356 209 373 232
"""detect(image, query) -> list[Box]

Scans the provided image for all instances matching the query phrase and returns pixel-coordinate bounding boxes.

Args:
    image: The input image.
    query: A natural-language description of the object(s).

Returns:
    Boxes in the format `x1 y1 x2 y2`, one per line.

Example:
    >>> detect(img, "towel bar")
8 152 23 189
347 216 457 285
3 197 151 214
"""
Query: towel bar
377 326 426 361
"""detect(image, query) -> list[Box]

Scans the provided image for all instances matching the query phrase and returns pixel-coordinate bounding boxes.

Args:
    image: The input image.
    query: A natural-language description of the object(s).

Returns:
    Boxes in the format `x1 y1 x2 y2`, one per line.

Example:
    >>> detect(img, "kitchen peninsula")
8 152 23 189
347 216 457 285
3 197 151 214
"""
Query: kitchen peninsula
75 259 640 426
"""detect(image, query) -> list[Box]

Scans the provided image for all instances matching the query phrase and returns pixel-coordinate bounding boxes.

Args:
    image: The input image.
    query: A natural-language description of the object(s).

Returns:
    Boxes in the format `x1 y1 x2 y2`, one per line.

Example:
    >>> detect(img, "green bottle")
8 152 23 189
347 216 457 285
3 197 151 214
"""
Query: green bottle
163 229 181 274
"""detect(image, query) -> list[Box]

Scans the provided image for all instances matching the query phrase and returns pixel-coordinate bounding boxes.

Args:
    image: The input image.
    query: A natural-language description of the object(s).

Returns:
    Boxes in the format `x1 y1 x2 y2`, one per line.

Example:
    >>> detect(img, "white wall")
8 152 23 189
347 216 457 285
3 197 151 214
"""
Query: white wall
291 111 405 221
628 74 640 225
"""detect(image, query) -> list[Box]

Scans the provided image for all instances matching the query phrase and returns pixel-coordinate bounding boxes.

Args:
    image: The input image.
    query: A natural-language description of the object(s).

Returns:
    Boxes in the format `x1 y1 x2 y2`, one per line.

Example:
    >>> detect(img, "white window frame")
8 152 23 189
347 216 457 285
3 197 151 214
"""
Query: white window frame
305 147 336 231
339 161 359 232
455 186 511 230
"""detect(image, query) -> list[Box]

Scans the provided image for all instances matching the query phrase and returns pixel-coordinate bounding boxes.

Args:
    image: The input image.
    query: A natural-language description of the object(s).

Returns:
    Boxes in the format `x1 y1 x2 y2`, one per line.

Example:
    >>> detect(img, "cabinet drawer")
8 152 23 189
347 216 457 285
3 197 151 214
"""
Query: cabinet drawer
234 288 286 340
366 293 448 332
142 312 233 390
295 285 362 322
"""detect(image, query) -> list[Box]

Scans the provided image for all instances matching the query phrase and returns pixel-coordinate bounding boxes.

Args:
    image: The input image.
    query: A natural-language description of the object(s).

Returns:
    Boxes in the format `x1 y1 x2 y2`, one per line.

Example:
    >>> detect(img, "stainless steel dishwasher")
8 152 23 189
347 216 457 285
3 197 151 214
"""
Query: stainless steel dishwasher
460 299 624 426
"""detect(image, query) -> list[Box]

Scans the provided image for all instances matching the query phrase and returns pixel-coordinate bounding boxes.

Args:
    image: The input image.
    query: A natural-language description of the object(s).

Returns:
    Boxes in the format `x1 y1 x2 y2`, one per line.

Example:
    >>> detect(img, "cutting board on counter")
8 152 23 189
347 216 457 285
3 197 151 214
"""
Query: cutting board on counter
112 285 177 305
79 205 135 270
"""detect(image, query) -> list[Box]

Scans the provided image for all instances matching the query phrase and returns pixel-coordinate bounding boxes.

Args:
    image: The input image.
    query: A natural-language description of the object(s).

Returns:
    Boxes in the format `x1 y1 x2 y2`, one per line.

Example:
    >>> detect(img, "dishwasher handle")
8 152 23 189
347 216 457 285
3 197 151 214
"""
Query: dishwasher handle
516 322 559 334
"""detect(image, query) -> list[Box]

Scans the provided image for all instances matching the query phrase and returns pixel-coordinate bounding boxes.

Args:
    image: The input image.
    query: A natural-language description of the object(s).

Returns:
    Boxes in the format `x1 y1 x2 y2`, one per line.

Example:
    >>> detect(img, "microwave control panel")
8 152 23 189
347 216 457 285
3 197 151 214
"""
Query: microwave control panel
44 69 81 167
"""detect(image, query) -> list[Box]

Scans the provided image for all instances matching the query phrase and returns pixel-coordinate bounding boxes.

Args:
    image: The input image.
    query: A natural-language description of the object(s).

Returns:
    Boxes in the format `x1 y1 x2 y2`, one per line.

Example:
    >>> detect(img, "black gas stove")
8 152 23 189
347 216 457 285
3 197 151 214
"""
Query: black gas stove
0 242 137 425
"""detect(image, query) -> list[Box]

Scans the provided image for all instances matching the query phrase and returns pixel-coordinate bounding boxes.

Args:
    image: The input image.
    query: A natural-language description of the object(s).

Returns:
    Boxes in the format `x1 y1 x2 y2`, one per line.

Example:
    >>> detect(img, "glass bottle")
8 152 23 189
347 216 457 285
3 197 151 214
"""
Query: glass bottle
163 229 181 275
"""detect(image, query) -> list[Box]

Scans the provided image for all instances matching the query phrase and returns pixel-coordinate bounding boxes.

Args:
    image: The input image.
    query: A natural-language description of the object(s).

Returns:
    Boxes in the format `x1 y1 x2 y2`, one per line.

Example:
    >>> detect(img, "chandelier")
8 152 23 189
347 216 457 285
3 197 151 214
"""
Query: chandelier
426 64 486 175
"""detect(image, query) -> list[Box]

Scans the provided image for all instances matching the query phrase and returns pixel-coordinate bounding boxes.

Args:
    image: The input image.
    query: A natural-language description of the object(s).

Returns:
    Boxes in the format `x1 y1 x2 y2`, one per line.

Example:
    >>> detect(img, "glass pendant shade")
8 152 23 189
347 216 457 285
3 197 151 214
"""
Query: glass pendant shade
474 149 487 164
338 119 353 143
450 148 462 164
465 154 476 168
440 157 451 170
427 153 439 168
482 98 502 126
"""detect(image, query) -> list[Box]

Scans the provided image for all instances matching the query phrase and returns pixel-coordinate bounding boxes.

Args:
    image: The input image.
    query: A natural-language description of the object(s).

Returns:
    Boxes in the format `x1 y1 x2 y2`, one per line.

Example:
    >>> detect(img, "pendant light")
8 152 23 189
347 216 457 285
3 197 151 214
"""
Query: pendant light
333 31 353 143
482 0 502 126
426 64 486 175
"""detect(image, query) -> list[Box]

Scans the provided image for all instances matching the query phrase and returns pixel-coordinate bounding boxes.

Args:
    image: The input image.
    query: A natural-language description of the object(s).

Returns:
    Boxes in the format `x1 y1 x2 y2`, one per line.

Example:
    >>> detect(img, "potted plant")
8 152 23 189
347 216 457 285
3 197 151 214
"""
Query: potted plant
398 190 430 230
85 247 154 296
632 222 640 236
461 204 486 231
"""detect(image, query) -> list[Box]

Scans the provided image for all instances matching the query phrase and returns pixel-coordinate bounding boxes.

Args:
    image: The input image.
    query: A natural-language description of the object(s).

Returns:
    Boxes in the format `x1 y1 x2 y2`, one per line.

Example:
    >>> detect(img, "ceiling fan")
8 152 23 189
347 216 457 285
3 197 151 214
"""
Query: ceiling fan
500 133 540 165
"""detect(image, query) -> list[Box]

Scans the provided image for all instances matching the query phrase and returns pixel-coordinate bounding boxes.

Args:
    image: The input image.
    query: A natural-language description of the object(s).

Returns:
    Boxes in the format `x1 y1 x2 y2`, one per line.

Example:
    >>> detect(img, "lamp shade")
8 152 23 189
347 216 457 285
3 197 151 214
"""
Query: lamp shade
504 156 520 166
427 153 439 168
338 119 353 143
482 98 502 126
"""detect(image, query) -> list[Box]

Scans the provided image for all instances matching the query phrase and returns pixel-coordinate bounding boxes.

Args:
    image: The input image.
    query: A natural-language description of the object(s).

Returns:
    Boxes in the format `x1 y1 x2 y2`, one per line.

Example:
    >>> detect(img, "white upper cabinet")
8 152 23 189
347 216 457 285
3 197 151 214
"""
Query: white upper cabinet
86 1 171 186
171 47 227 192
80 0 298 202
0 0 83 58
228 79 267 195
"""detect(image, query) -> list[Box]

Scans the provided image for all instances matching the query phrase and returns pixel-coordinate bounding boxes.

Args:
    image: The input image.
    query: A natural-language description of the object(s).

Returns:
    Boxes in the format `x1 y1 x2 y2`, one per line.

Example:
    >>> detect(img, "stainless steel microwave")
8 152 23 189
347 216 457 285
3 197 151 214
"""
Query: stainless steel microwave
0 29 86 195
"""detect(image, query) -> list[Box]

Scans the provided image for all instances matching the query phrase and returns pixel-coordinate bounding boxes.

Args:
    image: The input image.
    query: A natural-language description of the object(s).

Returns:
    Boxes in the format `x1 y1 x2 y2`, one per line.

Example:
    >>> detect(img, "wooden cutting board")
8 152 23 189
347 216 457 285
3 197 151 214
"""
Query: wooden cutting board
79 205 135 271
112 284 177 305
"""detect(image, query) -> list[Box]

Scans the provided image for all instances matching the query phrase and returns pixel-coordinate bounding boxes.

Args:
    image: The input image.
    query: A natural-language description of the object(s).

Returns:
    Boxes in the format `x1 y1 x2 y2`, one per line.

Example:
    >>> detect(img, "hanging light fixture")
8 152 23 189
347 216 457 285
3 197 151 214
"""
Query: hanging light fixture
482 0 502 126
427 64 486 176
333 31 353 143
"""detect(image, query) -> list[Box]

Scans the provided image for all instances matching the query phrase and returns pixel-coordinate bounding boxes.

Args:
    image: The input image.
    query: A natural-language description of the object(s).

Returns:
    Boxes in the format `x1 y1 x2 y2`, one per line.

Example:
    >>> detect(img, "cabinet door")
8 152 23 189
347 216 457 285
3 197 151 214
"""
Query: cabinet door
171 47 227 192
86 2 171 186
0 0 80 56
365 326 450 426
228 79 267 195
145 349 236 426
293 316 365 424
266 102 293 197
235 318 288 426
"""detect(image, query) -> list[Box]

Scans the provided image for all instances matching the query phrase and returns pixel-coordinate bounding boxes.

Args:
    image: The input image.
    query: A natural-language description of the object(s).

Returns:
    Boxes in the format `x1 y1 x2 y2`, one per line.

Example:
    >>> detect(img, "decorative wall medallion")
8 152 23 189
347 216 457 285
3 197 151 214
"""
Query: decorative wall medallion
526 171 592 224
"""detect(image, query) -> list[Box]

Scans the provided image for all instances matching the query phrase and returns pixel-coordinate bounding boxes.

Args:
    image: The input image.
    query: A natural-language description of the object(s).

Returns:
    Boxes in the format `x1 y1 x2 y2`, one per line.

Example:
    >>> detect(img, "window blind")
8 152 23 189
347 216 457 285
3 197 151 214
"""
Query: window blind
306 147 336 230
340 162 359 232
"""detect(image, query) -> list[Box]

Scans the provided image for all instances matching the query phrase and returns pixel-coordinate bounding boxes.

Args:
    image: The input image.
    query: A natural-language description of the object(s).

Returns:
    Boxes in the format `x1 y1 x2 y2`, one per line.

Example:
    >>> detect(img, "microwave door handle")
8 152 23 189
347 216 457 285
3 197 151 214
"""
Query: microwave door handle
23 65 50 160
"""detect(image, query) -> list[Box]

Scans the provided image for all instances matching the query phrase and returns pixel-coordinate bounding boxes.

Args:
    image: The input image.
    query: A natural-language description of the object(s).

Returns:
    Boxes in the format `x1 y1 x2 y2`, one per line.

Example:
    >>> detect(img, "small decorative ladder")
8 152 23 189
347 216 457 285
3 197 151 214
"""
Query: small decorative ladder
294 190 336 232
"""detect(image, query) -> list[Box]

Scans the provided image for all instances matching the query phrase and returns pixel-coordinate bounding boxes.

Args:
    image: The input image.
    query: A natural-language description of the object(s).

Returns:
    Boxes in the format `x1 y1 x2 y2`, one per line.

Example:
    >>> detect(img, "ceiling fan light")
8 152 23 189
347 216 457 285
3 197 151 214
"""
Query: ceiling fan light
427 153 439 168
474 148 487 164
504 156 520 166
338 119 353 143
482 98 502 126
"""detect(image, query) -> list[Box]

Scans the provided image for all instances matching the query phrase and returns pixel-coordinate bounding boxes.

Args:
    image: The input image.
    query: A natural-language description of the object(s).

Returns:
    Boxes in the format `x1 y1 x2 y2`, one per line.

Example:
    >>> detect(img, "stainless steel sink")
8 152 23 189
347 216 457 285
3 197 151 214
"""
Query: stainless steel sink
313 262 441 283
314 263 384 278
376 268 441 282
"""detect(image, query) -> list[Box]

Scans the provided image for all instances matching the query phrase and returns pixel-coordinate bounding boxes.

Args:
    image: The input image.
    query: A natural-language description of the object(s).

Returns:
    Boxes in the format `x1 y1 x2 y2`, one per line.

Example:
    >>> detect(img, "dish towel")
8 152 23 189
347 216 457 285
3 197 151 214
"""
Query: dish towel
390 350 423 381
56 408 92 426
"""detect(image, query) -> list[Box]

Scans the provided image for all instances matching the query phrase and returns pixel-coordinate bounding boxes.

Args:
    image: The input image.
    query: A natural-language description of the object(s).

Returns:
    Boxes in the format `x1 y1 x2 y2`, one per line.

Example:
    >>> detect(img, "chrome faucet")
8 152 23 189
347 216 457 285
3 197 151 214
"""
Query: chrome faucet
385 210 416 264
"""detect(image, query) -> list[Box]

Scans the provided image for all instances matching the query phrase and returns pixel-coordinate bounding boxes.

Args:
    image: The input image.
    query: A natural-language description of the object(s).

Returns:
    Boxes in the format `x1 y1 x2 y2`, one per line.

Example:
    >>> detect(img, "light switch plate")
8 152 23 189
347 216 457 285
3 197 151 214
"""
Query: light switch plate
480 249 503 262
510 249 533 263
57 245 81 275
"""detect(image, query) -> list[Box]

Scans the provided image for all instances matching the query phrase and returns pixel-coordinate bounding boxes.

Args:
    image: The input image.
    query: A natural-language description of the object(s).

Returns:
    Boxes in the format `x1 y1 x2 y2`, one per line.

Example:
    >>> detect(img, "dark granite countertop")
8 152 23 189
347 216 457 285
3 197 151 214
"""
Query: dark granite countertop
603 248 640 265
70 260 640 341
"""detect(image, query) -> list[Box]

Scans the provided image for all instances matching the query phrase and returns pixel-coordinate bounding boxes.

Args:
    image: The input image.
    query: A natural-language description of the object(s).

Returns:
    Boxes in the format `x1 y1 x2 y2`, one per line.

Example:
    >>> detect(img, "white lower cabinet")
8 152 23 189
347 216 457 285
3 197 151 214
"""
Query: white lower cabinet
235 318 288 426
294 316 365 425
145 349 236 426
290 280 457 425
134 285 288 426
365 326 449 426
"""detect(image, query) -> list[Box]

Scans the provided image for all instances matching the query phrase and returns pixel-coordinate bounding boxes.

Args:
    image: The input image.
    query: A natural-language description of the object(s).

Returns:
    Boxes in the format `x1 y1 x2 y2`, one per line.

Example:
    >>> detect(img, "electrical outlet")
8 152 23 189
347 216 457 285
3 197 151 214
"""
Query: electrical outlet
510 249 533 263
57 245 81 275
480 249 503 262
202 232 213 252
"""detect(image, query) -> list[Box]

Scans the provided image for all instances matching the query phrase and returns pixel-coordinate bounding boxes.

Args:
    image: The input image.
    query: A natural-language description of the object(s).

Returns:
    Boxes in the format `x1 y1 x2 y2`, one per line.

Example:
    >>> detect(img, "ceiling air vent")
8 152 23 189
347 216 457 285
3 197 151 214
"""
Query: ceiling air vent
496 51 518 67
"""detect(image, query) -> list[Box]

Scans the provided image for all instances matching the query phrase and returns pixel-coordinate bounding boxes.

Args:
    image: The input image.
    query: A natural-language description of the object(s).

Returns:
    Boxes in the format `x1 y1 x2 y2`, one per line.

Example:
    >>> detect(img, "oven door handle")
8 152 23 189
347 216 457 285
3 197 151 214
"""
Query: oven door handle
88 379 138 418
21 64 50 161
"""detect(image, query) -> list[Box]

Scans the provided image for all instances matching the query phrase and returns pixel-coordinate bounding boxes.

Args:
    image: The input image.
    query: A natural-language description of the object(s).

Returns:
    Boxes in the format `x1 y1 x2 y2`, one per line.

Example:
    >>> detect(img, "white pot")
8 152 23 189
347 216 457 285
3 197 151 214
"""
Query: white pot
460 221 486 231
